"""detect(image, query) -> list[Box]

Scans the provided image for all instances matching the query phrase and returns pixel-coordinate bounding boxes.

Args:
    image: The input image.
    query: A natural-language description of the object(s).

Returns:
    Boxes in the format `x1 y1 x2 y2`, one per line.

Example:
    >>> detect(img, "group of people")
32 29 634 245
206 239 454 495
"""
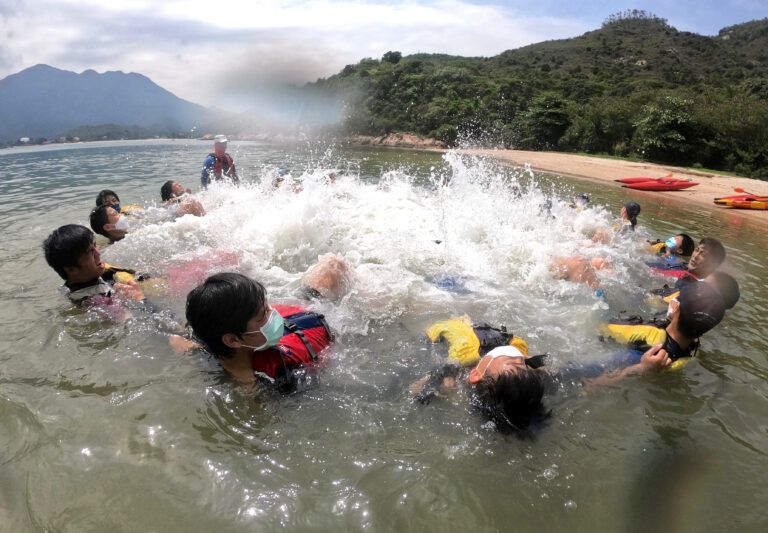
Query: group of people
41 139 741 436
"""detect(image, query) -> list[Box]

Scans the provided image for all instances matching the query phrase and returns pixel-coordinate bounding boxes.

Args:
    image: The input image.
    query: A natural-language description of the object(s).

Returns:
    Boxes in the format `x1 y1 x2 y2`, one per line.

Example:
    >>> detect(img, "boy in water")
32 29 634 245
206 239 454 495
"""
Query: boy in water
89 204 128 243
160 180 206 216
42 224 145 311
410 318 675 435
178 255 353 390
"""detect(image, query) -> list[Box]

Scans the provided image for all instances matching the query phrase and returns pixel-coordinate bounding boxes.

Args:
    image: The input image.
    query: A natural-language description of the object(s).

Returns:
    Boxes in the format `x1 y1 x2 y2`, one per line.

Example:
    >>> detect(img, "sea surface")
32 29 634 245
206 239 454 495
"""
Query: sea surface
0 140 766 531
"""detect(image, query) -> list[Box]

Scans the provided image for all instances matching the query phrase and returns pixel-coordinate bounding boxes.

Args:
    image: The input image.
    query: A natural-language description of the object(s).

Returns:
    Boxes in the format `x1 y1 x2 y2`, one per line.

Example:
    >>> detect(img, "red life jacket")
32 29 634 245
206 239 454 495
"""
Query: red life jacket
251 304 332 383
208 152 236 179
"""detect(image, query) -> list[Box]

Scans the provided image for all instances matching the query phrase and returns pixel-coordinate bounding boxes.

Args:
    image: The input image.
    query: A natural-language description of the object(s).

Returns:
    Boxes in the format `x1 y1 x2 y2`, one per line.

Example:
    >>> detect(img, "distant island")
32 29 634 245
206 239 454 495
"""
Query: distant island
2 10 766 178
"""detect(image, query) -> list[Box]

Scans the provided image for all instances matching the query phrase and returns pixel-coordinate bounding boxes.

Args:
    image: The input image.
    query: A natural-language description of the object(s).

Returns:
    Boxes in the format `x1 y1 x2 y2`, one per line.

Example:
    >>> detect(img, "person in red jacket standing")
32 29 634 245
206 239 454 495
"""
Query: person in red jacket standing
201 134 239 188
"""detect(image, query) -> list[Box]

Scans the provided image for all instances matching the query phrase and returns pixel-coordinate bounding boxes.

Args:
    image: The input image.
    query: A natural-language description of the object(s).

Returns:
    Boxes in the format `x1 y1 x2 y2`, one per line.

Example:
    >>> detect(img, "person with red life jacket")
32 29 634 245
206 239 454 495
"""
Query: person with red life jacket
201 134 239 188
181 256 352 391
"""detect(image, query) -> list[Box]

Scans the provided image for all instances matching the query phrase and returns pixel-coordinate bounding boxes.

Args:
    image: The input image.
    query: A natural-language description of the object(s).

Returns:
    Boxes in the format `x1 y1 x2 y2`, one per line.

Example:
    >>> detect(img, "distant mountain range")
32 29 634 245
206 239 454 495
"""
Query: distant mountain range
0 64 218 143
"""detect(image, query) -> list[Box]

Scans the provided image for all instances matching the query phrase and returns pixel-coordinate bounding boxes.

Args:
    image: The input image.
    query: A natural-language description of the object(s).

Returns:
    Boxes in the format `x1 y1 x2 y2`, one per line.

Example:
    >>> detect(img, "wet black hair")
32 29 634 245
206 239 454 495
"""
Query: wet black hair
699 237 726 267
473 368 551 436
677 282 726 338
710 271 740 310
42 224 94 280
160 180 175 202
186 272 267 358
623 202 641 228
95 189 120 207
89 205 111 238
678 234 695 256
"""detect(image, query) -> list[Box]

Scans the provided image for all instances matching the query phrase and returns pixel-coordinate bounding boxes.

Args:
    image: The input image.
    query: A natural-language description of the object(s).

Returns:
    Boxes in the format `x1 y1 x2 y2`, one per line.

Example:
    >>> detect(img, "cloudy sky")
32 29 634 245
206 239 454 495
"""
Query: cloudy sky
1 0 765 110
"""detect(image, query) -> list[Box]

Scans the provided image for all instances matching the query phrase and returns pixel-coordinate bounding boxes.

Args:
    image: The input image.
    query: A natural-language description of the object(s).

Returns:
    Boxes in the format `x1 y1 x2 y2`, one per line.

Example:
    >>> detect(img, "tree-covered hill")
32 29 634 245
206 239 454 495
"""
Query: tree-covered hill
311 11 768 178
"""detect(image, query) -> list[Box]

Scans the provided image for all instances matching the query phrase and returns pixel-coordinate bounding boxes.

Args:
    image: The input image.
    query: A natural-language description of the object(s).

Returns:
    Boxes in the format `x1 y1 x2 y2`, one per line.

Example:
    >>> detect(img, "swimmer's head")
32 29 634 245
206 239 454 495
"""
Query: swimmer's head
89 204 126 242
43 224 104 282
664 234 695 256
160 180 187 201
669 282 726 339
186 272 268 359
95 189 120 208
472 366 550 436
688 237 726 277
621 202 641 228
213 134 228 156
572 193 590 208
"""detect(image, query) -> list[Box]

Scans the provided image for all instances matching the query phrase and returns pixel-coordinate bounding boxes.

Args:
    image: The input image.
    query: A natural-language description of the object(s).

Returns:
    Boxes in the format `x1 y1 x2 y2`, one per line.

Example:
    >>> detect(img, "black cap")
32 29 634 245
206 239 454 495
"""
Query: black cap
677 282 726 338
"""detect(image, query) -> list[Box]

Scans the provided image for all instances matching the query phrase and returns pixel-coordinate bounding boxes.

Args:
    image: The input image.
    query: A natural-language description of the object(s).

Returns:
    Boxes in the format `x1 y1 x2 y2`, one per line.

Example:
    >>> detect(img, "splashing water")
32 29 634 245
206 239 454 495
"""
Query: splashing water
104 149 636 357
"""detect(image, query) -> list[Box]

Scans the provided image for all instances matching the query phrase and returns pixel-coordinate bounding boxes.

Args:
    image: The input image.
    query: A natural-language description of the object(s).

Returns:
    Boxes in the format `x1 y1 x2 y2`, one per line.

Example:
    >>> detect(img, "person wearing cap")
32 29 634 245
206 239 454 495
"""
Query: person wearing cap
620 202 641 231
592 202 642 243
599 281 727 373
201 134 239 188
409 316 675 435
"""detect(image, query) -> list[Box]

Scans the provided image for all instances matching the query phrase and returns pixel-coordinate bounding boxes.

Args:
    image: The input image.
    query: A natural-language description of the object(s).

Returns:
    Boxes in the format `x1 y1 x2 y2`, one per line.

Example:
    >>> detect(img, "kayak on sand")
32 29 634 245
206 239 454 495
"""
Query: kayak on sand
625 180 699 191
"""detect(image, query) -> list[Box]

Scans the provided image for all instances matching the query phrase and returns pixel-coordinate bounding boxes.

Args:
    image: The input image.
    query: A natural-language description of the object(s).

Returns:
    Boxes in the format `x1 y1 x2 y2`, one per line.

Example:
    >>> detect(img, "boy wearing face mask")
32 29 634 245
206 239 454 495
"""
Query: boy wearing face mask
184 272 337 390
90 204 131 243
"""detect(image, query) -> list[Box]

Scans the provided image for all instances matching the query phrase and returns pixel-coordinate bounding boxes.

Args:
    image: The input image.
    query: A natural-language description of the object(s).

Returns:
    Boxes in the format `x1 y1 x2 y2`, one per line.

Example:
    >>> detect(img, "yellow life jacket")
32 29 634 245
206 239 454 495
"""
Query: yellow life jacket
425 317 528 366
648 241 666 254
600 322 690 371
120 204 145 216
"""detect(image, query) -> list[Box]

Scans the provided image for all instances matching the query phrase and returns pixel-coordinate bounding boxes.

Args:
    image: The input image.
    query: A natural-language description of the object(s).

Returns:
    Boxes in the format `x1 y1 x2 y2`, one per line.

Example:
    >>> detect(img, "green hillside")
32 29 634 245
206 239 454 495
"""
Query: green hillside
311 11 768 178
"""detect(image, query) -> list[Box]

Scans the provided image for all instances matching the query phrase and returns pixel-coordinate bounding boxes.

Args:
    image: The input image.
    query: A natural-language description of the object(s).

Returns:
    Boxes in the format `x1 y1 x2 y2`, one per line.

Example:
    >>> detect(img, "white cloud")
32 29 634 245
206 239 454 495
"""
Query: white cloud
0 1 589 109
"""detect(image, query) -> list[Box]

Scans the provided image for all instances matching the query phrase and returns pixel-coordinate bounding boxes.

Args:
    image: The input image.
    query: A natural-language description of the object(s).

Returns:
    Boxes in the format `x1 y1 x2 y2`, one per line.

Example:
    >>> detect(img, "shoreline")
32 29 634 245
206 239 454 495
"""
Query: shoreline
460 148 768 229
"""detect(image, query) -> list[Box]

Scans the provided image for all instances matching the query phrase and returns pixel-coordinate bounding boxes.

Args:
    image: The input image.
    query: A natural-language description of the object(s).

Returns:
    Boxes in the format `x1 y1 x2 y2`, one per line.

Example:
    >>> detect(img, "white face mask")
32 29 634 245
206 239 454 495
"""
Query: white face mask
114 215 130 231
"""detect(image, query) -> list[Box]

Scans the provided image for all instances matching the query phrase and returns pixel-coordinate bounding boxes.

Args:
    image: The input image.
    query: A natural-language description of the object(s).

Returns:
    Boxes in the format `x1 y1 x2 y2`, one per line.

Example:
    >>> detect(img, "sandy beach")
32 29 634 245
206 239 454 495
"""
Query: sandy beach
463 148 768 229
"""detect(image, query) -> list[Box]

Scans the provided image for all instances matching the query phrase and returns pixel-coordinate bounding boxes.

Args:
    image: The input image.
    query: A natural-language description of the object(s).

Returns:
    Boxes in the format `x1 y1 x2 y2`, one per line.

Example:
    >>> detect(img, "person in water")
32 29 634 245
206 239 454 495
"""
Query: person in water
620 202 642 231
600 281 727 369
89 204 129 243
648 233 695 260
592 201 642 243
201 134 239 188
176 254 351 391
160 180 192 202
681 237 726 283
42 224 146 308
652 270 740 312
549 255 611 298
184 271 339 391
95 189 143 216
160 180 206 216
410 317 674 435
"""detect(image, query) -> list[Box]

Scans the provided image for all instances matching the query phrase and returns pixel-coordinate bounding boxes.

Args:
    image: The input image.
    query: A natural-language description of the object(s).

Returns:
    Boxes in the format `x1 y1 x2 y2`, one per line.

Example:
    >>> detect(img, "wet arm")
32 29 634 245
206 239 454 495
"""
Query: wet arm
587 344 672 387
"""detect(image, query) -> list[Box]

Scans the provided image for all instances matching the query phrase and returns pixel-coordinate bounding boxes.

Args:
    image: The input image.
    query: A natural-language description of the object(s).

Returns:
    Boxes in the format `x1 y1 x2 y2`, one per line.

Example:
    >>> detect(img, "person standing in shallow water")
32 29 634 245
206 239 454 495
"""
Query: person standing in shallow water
201 134 239 188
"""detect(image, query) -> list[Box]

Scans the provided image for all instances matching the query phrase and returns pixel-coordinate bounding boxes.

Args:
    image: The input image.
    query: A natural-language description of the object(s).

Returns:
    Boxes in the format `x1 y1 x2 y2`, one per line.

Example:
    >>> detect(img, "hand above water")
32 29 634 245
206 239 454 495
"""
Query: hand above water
169 335 201 353
114 280 145 301
638 344 672 372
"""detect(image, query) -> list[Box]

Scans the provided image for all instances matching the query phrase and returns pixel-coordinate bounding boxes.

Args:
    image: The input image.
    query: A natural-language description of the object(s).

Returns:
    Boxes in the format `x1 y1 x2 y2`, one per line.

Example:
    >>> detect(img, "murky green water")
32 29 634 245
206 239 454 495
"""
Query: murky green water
0 140 766 531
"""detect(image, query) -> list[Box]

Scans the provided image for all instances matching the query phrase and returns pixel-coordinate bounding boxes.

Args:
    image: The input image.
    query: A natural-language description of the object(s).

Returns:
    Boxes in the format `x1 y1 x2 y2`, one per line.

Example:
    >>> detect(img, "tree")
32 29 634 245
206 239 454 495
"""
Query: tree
382 51 402 64
631 96 698 162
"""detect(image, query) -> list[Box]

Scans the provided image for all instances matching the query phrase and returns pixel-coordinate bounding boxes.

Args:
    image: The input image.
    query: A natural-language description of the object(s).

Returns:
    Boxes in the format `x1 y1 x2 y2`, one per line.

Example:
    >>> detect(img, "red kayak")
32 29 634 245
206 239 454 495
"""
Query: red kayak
615 177 663 184
625 180 698 191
